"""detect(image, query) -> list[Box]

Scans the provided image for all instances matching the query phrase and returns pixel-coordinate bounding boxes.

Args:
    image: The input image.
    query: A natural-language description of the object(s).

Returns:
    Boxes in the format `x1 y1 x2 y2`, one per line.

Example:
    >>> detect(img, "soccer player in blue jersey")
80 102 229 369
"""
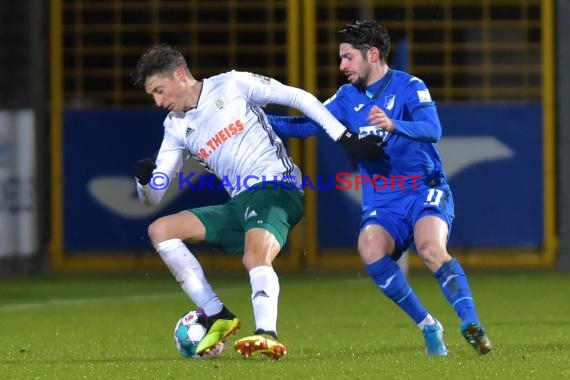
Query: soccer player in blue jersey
268 20 492 356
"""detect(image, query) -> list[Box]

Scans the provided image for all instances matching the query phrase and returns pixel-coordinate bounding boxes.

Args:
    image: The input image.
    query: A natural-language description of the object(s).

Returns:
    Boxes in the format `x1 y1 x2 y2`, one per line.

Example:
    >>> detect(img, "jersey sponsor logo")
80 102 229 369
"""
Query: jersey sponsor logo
417 89 432 103
358 125 388 139
384 94 395 111
195 119 245 161
354 103 365 112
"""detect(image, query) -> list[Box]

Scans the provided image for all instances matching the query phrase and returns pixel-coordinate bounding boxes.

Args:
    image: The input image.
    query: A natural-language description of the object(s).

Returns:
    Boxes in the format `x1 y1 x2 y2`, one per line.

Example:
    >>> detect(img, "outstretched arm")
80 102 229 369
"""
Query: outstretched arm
235 71 383 162
266 114 321 139
251 78 347 140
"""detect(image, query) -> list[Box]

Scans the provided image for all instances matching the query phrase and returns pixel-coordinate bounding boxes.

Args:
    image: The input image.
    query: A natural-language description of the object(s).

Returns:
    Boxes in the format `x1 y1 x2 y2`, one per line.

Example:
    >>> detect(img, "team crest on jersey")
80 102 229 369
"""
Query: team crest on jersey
384 94 395 111
185 127 193 137
214 97 226 111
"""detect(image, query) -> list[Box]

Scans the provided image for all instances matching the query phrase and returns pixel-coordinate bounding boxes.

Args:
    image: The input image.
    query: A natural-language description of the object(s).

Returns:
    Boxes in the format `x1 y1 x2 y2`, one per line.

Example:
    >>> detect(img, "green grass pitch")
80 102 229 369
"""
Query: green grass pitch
1 271 569 379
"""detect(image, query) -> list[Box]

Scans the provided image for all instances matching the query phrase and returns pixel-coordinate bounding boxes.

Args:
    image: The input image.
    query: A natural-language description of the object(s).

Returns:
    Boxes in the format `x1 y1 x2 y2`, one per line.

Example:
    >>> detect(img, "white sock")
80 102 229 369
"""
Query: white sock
154 239 223 316
418 313 436 330
249 265 280 334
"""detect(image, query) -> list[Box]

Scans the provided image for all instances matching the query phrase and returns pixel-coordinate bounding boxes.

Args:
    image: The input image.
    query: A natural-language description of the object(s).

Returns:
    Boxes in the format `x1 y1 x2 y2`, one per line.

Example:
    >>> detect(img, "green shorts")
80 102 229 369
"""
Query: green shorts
190 184 304 254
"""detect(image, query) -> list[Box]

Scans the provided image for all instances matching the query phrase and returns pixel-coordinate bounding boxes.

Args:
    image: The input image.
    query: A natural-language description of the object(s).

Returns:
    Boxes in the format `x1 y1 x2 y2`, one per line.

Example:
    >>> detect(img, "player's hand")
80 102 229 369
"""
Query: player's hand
134 158 157 185
339 130 384 168
368 105 395 132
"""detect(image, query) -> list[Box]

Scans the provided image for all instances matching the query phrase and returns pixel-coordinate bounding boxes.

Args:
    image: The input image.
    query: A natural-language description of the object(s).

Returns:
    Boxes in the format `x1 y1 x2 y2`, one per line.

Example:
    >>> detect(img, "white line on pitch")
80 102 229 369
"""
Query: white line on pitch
0 292 182 312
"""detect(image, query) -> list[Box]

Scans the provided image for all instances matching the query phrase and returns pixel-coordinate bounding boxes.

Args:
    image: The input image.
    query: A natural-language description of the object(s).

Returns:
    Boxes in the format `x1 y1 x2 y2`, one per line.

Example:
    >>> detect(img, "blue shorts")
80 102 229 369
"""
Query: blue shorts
360 184 455 259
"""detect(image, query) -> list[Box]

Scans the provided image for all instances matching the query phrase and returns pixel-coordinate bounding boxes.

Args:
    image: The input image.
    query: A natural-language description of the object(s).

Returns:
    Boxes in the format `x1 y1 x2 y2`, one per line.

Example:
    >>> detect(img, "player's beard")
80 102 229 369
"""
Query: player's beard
353 75 367 92
352 66 371 92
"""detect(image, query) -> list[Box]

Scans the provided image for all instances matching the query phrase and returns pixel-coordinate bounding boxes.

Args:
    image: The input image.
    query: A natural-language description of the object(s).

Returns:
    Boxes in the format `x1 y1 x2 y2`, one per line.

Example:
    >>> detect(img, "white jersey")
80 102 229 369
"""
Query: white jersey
138 70 347 205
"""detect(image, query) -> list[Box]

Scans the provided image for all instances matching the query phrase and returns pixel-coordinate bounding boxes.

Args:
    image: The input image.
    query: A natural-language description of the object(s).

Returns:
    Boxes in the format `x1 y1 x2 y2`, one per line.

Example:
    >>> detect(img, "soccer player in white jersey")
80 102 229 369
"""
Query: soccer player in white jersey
132 44 383 359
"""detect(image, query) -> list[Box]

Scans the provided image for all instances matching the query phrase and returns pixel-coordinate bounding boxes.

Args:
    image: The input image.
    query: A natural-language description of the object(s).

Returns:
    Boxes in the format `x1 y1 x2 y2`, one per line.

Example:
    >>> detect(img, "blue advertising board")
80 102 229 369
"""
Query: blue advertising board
63 104 542 253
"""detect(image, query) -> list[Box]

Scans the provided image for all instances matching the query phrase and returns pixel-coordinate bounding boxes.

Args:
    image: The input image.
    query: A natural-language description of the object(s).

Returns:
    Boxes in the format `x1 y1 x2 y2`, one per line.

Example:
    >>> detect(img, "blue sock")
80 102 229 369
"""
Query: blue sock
435 258 479 323
366 255 428 324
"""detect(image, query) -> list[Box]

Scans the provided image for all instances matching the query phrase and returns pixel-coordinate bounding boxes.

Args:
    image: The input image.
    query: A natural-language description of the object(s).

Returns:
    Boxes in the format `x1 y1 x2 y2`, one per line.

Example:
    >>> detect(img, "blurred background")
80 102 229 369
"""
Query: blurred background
1 0 569 276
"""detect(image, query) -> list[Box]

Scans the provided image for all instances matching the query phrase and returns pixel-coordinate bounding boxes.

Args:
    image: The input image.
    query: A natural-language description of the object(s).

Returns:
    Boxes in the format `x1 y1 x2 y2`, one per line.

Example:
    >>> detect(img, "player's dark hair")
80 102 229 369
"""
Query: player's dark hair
338 20 391 61
133 44 188 87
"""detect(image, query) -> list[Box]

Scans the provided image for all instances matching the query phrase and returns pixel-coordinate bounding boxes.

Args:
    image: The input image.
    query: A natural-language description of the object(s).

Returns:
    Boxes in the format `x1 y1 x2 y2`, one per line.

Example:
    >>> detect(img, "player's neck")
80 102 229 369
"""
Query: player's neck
185 81 202 110
367 63 390 87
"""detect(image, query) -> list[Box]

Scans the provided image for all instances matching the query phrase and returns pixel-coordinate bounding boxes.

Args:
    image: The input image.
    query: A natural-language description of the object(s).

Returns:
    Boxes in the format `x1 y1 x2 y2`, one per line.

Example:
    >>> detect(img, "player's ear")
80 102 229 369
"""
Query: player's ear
175 67 187 82
368 47 381 63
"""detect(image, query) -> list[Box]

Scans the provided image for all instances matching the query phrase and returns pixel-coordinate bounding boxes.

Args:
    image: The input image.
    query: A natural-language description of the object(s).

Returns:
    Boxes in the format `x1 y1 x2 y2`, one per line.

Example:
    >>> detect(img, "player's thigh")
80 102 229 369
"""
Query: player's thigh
409 185 454 259
237 185 304 249
148 210 205 244
413 215 452 271
190 204 245 254
360 204 413 261
411 185 455 230
414 215 450 248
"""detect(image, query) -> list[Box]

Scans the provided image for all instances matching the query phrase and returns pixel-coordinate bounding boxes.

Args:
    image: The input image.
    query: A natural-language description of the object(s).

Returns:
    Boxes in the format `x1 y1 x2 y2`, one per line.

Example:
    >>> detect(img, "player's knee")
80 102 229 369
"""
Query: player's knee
358 225 394 264
242 251 271 270
148 217 170 245
358 237 391 264
415 240 437 256
358 244 389 264
415 241 450 268
242 253 253 270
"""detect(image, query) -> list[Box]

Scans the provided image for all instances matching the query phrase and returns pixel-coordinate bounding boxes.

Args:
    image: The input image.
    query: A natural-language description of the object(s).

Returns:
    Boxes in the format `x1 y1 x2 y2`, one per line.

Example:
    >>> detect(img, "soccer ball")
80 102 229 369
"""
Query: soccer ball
174 309 208 358
173 309 224 358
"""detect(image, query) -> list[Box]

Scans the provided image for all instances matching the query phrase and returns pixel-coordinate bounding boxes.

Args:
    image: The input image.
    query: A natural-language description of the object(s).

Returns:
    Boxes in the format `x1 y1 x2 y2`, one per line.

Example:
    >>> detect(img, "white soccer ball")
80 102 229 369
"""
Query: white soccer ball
173 309 224 358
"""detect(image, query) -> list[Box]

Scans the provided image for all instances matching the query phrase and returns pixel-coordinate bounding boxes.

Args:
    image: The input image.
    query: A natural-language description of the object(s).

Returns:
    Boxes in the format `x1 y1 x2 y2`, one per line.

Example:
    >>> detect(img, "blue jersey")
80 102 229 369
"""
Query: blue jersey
269 69 449 208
